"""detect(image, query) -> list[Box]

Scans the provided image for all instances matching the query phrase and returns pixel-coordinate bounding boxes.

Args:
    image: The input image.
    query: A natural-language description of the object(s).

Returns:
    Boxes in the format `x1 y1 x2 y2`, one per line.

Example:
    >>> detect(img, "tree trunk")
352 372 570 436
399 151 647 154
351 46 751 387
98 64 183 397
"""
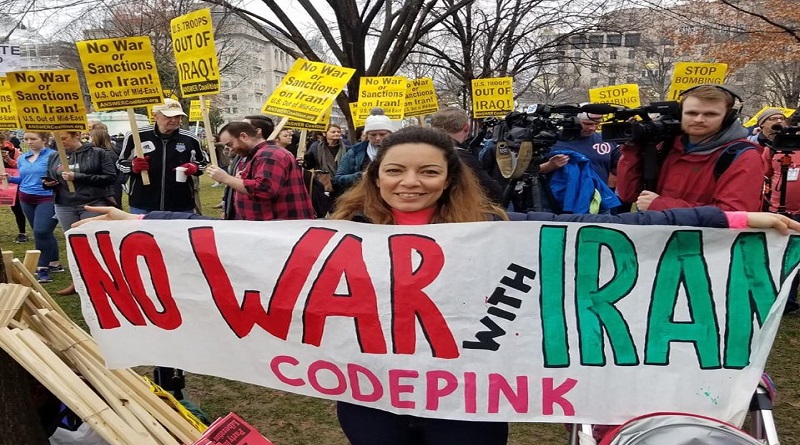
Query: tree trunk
0 256 49 444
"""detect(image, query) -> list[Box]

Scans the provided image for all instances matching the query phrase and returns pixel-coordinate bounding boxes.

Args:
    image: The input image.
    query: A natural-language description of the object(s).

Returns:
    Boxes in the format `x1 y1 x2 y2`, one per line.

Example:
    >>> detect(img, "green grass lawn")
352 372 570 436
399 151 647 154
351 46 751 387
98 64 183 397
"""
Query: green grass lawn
2 175 799 444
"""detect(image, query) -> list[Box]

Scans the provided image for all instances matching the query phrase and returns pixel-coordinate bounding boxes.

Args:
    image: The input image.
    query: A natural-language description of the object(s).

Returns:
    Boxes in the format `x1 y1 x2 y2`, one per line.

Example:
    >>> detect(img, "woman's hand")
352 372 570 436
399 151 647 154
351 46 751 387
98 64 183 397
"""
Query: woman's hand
747 212 800 235
71 206 138 228
61 171 75 181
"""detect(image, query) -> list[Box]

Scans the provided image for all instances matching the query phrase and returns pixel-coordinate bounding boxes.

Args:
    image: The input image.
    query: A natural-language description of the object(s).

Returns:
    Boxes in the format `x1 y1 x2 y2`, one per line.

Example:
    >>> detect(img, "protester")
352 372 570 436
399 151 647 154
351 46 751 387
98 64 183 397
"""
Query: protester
430 108 503 204
1 132 28 243
90 124 123 209
73 126 800 445
616 84 764 211
0 132 62 282
335 114 393 191
44 131 117 295
304 124 350 197
274 128 294 150
206 121 314 221
117 98 206 214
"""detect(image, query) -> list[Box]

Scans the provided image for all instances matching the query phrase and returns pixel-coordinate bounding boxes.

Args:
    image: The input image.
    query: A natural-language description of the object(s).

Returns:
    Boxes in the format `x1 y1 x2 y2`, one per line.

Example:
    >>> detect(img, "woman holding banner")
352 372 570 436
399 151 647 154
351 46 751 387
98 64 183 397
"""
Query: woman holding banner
0 132 62 283
75 126 800 444
44 131 118 295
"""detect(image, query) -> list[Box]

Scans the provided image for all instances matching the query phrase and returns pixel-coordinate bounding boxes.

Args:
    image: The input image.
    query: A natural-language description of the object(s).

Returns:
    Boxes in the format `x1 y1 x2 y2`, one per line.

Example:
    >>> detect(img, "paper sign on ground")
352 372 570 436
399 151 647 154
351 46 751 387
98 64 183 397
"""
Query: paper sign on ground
7 70 88 131
667 62 727 101
405 78 439 117
69 219 797 425
191 413 274 445
0 45 22 74
358 76 407 120
77 37 163 110
589 84 641 108
170 8 220 97
262 59 354 123
0 76 19 129
472 77 513 118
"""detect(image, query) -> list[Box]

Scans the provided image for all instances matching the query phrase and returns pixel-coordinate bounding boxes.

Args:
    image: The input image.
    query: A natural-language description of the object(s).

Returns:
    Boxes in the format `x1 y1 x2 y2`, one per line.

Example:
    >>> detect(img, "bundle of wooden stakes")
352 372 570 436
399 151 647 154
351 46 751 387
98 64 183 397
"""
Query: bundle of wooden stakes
0 252 202 445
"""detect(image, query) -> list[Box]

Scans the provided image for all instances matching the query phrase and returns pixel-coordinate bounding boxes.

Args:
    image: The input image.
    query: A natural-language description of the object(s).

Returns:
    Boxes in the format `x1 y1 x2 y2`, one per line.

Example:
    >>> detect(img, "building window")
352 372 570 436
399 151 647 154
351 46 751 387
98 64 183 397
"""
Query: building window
591 66 599 73
590 78 599 86
591 51 599 60
588 34 604 48
664 48 673 57
610 51 617 60
609 65 616 73
624 33 640 47
608 77 617 85
628 50 635 59
607 34 622 46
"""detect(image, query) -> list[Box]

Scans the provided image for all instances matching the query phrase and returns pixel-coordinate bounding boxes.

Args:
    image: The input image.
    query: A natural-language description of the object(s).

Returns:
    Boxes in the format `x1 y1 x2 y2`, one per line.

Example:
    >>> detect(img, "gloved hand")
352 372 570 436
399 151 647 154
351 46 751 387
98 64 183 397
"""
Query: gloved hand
176 162 198 176
132 156 150 174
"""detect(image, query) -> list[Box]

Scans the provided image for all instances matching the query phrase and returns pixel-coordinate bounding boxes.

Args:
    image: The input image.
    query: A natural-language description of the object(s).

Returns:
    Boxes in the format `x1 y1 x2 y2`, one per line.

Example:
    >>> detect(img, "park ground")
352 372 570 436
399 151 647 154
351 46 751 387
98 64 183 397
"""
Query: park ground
2 175 799 444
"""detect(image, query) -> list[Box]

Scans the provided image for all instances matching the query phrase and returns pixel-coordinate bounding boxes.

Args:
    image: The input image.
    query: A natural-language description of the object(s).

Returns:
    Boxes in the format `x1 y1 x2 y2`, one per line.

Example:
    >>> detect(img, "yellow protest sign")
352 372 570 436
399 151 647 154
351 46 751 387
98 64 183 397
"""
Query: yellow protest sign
589 84 640 108
0 76 19 129
287 107 332 131
263 59 354 123
170 8 219 97
7 70 87 131
76 36 163 111
358 76 407 120
404 78 438 117
350 102 366 128
744 106 795 128
667 62 727 101
471 77 513 118
189 100 202 121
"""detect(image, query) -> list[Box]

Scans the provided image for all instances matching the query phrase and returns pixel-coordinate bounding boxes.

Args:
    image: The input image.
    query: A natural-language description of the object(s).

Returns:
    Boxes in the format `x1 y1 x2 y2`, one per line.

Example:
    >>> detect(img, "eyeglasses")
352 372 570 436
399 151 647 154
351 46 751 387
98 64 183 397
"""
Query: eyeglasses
765 115 787 122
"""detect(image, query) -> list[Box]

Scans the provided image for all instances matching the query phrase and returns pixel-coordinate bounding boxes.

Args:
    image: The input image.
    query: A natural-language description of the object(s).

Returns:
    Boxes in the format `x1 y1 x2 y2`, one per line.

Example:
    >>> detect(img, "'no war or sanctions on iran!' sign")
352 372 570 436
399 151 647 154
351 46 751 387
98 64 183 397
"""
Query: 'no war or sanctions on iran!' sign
263 59 355 123
667 62 728 101
7 70 88 131
358 76 407 120
0 76 19 129
472 77 513 118
76 37 164 111
404 78 439 118
170 8 220 97
588 84 641 109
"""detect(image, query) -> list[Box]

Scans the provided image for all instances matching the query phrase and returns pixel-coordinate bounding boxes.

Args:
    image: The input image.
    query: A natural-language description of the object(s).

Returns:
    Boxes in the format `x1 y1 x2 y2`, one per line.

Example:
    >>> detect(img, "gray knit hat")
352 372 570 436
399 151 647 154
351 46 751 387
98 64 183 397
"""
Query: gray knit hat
758 108 785 127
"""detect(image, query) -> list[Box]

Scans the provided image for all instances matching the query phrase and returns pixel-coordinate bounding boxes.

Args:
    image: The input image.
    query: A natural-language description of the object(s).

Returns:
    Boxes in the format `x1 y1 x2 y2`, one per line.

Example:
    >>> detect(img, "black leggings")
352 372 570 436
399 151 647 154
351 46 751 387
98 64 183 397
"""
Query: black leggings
337 402 508 445
11 190 25 233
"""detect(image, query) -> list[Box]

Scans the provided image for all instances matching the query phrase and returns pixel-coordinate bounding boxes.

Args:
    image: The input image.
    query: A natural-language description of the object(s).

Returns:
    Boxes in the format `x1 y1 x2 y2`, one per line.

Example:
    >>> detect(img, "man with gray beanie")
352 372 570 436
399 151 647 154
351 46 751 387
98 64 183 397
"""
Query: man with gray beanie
335 114 393 190
751 108 788 149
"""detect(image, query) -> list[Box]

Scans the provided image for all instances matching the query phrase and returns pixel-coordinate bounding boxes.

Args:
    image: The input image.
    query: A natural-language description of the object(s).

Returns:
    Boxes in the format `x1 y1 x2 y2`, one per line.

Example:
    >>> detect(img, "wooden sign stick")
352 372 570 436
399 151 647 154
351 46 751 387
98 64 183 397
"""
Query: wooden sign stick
53 132 76 193
199 96 218 166
127 108 150 185
268 116 289 141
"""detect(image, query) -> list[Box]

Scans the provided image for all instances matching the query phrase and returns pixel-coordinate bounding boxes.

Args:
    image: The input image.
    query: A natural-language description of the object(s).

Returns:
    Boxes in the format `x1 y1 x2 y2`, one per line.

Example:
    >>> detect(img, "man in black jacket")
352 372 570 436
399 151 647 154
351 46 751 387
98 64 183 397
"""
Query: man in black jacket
430 108 504 204
117 99 207 214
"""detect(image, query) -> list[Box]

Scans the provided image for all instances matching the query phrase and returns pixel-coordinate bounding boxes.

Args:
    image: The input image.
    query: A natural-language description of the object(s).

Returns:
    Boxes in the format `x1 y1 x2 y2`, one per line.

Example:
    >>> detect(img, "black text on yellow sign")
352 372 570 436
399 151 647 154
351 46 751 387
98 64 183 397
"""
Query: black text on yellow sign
0 76 19 130
7 70 87 131
358 76 407 120
77 37 163 111
471 77 514 119
170 8 220 97
263 59 355 123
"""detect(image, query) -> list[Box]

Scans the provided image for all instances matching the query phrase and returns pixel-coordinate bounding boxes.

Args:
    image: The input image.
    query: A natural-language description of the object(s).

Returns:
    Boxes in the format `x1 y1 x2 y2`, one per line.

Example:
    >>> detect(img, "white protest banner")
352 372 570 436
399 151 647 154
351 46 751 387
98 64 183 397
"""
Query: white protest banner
0 44 22 74
67 220 797 425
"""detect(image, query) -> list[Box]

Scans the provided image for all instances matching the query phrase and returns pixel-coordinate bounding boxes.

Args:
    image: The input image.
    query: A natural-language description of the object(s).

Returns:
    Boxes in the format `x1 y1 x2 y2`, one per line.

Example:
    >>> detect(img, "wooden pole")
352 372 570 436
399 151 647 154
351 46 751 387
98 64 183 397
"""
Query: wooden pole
127 108 150 185
199 96 218 167
296 130 308 160
53 132 76 193
268 116 289 141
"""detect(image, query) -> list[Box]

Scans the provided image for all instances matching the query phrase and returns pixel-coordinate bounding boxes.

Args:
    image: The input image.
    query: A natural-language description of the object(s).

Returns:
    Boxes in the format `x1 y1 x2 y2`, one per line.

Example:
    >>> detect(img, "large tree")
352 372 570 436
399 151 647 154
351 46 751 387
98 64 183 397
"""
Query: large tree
207 0 474 131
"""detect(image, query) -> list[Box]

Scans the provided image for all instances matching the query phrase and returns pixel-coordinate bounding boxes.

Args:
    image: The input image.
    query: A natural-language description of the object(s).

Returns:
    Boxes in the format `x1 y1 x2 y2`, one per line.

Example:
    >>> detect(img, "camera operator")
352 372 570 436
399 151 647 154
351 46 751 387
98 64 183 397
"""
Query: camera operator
617 84 764 211
750 108 787 150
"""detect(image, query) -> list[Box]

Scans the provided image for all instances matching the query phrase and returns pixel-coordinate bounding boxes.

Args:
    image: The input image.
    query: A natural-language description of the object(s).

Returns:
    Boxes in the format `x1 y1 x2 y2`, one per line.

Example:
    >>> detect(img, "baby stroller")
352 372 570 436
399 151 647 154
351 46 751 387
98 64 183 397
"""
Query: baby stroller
567 374 779 445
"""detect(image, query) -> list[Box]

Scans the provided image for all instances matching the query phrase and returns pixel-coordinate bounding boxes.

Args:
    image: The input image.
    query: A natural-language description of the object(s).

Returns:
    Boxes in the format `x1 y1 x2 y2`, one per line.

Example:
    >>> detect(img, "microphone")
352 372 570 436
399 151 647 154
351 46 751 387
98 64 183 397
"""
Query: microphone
579 103 625 115
772 123 784 131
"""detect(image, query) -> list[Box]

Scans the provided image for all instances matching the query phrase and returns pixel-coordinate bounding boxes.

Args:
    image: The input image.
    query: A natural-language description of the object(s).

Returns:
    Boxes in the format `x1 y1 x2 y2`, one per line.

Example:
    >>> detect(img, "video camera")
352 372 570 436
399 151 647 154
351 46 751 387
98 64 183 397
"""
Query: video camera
773 125 800 152
593 101 683 144
494 104 584 153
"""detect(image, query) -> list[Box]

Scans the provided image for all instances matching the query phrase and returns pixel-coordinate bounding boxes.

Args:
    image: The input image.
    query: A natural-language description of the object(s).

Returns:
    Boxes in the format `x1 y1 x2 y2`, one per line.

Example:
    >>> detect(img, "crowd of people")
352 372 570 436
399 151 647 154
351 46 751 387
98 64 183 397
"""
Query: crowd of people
3 85 800 444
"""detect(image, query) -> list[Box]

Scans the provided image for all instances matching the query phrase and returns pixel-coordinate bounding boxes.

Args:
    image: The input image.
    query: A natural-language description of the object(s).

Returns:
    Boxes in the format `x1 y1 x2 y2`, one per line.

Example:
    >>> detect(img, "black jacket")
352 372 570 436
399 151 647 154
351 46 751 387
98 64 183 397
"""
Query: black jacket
117 125 206 211
45 143 117 206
